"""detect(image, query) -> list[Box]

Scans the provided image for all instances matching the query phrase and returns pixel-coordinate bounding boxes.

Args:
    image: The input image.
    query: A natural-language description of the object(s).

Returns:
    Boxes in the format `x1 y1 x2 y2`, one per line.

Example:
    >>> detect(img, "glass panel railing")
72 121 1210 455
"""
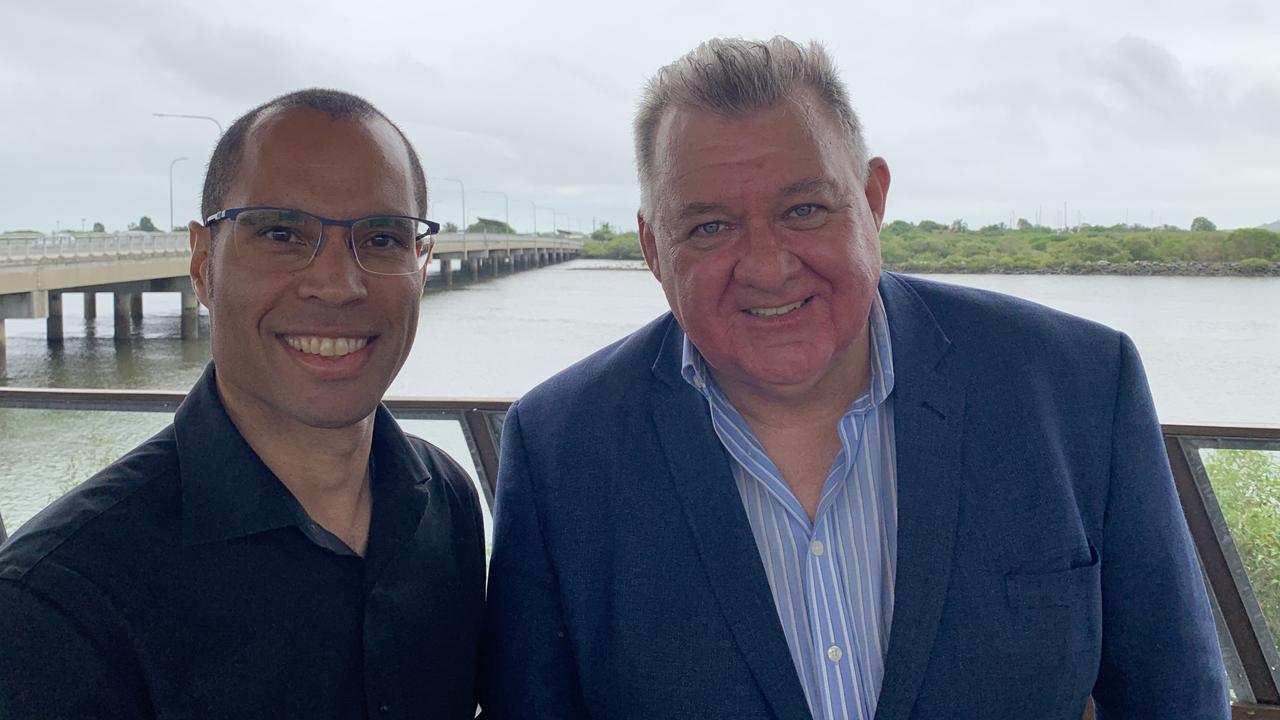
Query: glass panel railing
3 391 1278 717
1165 425 1280 709
1200 448 1280 649
0 408 174 530
0 395 506 550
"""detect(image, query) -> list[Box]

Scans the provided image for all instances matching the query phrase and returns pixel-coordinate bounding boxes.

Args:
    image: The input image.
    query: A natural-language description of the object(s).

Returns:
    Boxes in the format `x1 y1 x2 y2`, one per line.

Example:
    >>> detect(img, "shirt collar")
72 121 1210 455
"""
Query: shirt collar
681 290 896 412
176 363 432 547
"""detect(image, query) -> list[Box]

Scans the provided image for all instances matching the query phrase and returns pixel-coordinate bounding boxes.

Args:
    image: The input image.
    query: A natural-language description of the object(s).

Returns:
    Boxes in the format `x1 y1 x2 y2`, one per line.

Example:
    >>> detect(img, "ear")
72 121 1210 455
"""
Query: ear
637 211 662 282
189 220 213 305
863 157 892 230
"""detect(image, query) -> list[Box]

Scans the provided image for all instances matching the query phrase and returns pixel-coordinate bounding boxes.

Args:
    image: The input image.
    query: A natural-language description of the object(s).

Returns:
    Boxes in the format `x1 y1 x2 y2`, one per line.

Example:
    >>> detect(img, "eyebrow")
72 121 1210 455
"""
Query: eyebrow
675 202 728 221
673 177 840 222
780 177 839 196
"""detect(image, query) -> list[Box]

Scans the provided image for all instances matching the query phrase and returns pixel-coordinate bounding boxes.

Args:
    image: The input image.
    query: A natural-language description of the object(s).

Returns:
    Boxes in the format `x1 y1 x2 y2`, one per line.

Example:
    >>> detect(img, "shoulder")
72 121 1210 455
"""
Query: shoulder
404 435 477 507
883 272 1128 377
0 425 181 600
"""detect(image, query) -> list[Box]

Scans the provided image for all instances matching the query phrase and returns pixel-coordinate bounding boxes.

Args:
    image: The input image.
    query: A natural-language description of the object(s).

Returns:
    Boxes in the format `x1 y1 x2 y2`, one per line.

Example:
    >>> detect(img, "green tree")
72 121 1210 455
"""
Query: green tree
443 221 459 233
1190 217 1217 232
917 220 945 233
1226 228 1280 261
92 222 105 232
128 216 158 232
591 222 616 243
883 220 914 235
466 217 515 234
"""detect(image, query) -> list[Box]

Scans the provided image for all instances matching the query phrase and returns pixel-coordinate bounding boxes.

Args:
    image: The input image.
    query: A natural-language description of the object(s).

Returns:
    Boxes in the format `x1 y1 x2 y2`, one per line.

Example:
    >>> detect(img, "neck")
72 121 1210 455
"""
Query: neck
216 382 376 554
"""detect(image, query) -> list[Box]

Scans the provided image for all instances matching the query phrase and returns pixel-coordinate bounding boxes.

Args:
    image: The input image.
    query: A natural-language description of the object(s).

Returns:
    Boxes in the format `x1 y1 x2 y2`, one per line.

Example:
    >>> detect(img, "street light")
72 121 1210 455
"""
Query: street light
526 200 538 236
169 157 188 232
152 113 224 135
434 177 466 235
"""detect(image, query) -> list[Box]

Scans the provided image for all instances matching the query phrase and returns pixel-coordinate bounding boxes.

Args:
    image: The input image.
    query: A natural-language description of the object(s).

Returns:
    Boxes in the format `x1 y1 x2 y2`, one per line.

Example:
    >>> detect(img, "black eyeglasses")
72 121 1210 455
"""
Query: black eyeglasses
205 207 440 276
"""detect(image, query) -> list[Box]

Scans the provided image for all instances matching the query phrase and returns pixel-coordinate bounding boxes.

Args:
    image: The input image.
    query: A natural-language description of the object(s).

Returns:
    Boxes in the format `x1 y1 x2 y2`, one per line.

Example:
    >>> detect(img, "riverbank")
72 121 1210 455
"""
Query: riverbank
885 260 1280 276
581 223 1280 276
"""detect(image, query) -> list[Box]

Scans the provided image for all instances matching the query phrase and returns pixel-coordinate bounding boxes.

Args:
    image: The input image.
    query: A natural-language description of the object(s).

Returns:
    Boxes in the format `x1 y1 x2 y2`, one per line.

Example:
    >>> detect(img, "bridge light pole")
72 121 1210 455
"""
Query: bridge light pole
169 157 188 233
434 177 466 236
152 113 224 135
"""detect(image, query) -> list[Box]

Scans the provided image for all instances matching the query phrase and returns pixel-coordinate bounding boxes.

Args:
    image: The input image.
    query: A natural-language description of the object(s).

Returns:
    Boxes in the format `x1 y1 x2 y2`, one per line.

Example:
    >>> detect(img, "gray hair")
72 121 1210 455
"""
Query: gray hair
634 36 870 220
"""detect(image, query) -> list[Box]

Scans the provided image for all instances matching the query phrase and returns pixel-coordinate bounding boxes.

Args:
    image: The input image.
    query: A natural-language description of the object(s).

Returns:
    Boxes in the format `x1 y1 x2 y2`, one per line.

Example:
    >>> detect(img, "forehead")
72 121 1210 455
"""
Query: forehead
651 91 856 206
224 107 416 217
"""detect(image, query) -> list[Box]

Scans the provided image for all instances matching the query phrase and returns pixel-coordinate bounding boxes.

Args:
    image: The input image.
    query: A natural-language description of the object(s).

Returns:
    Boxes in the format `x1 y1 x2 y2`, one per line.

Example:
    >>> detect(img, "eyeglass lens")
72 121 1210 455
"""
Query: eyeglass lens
231 208 428 275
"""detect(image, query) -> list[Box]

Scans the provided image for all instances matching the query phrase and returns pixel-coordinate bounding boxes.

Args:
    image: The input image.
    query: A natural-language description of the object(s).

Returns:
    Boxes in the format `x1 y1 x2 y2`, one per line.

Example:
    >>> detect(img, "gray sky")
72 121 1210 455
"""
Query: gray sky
2 0 1278 234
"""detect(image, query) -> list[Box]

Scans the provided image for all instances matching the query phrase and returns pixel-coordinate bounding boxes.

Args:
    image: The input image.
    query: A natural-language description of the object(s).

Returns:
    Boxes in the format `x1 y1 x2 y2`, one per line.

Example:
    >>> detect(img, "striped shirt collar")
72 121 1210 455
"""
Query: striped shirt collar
681 291 895 411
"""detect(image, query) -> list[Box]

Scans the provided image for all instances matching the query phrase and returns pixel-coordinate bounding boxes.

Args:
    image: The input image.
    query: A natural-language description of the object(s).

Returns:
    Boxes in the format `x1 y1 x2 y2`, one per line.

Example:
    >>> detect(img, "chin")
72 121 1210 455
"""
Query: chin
293 401 381 430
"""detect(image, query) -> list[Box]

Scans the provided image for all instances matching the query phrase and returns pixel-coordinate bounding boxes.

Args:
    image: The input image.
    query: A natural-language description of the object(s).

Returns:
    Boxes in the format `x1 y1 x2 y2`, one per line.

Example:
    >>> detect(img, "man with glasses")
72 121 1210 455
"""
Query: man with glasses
0 90 485 719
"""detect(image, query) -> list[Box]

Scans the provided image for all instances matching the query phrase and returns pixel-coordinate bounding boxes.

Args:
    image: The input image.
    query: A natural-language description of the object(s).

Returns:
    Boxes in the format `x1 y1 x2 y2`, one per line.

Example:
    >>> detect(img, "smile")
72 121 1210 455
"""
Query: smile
284 335 370 358
747 299 808 318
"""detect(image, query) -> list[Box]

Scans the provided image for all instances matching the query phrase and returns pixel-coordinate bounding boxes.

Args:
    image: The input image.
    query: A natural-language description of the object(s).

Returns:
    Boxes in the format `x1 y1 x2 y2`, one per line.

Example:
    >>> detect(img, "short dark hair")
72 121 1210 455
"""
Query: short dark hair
200 88 428 220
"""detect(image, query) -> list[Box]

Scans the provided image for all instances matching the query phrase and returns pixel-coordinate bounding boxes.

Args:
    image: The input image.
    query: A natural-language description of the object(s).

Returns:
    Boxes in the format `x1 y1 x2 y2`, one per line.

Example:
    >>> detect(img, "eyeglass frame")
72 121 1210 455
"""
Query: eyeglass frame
203 206 441 276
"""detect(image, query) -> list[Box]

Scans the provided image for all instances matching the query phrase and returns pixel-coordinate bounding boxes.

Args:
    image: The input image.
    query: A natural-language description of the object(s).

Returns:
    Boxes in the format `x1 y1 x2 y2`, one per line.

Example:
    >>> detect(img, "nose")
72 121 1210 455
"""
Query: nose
296 225 368 305
732 219 801 290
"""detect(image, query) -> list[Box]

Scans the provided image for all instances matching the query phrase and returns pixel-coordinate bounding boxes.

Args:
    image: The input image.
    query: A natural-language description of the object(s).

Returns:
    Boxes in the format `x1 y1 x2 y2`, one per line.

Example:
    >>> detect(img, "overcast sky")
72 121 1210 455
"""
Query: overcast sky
2 0 1278 234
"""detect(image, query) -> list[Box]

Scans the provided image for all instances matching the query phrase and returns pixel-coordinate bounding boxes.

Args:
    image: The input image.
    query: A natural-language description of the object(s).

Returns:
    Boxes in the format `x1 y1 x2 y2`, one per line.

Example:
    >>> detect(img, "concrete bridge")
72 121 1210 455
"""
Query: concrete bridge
0 230 581 376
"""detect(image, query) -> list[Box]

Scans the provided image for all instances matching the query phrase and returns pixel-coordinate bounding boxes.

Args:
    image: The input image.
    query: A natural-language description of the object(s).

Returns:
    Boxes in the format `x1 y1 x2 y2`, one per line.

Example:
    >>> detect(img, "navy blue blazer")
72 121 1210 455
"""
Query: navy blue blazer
481 272 1228 719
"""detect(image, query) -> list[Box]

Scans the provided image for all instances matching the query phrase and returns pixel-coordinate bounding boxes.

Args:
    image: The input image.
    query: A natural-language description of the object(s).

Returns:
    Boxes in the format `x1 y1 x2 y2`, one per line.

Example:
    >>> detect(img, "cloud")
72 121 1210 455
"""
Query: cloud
2 0 1278 232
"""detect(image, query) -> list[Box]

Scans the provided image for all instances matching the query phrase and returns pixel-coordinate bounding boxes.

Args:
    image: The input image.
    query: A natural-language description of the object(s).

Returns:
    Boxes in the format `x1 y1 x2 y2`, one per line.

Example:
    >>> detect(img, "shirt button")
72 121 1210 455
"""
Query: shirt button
827 645 843 663
378 704 390 713
810 540 825 556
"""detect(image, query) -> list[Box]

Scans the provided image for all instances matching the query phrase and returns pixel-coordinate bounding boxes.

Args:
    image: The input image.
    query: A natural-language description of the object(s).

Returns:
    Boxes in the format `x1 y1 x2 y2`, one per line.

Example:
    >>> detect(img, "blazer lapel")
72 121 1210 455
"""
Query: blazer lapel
648 317 813 720
874 274 967 720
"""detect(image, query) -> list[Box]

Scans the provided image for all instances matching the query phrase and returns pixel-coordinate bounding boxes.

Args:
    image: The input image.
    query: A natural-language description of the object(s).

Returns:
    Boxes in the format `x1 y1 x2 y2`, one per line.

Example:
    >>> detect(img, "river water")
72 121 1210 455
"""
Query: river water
2 260 1278 530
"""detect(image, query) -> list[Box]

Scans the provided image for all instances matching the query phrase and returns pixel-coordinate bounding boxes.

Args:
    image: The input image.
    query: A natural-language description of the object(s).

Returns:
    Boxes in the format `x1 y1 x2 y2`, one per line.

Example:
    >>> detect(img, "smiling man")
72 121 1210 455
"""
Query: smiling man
481 38 1228 719
0 90 485 719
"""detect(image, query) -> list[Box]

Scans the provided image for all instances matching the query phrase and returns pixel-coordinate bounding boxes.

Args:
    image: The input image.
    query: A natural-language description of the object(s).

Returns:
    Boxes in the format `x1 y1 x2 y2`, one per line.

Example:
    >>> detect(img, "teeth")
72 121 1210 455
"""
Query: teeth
286 336 368 358
748 300 805 318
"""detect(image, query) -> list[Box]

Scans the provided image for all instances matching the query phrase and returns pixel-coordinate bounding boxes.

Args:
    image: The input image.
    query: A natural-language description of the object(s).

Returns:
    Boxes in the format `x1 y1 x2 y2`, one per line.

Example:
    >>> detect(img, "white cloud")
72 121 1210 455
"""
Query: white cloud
1 0 1277 233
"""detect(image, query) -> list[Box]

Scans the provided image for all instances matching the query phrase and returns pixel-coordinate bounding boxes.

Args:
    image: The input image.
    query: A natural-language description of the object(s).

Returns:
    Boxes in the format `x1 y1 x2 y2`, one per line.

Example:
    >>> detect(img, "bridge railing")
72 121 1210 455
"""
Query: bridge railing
0 232 190 265
0 231 581 266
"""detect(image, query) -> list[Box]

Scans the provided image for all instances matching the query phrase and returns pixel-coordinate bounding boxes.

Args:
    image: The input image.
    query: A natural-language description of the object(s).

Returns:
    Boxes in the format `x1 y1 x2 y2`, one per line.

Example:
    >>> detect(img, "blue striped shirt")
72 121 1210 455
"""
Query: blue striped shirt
681 293 898 720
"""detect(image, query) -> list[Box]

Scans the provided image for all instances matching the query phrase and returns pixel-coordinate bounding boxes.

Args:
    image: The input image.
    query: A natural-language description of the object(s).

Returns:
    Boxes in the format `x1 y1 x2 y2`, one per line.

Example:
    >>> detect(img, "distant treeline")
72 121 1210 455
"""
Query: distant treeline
581 221 1280 275
881 220 1280 274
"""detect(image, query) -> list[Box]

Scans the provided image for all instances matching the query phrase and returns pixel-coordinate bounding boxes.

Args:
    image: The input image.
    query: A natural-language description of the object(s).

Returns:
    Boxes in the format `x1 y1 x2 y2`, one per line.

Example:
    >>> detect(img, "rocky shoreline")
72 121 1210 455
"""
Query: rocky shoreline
884 260 1280 277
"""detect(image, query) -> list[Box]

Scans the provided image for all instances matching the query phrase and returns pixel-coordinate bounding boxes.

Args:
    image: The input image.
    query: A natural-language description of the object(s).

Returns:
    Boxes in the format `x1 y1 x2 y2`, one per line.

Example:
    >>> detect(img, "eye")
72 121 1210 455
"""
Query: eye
692 221 726 237
784 203 829 229
364 232 407 249
262 226 303 244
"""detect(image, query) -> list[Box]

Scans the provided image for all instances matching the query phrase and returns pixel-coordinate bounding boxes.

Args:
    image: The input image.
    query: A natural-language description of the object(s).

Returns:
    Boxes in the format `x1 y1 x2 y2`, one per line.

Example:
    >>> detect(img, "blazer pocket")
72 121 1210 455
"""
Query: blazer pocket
1004 545 1099 608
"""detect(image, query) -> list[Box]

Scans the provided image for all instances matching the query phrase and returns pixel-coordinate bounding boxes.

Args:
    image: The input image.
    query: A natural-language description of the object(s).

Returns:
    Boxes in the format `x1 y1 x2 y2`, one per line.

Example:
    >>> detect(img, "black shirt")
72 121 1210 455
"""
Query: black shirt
0 365 486 719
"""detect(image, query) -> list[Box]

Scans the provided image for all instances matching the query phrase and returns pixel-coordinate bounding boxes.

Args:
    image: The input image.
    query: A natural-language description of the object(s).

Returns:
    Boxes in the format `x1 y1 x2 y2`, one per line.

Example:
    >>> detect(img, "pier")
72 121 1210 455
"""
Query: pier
0 230 581 376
